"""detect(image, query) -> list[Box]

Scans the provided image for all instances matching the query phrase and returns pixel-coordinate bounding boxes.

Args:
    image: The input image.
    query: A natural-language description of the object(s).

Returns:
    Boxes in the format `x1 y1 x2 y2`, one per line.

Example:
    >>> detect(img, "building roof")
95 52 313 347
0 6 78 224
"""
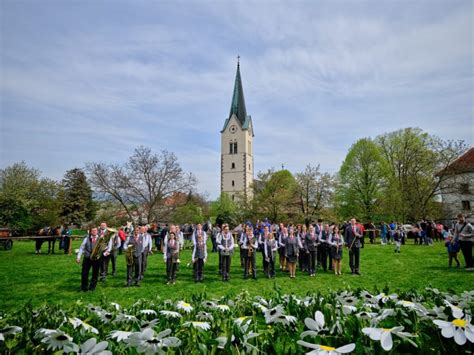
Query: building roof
438 147 474 175
229 60 247 126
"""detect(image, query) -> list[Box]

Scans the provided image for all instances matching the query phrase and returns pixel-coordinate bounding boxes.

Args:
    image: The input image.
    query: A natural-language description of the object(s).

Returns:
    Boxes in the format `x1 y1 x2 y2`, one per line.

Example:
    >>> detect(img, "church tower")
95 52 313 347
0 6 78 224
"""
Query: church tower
221 58 254 201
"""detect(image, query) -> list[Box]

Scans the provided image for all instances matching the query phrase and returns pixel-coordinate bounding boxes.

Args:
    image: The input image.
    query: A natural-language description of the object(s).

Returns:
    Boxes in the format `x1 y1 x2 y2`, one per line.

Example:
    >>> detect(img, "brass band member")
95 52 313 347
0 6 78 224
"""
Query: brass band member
218 224 234 281
264 231 279 278
285 226 302 279
242 226 258 279
305 224 319 277
192 227 207 282
98 222 111 282
298 224 308 272
105 228 121 277
140 226 152 281
164 232 180 284
258 226 271 275
278 225 288 271
124 229 143 287
345 218 362 275
329 226 344 275
76 226 100 292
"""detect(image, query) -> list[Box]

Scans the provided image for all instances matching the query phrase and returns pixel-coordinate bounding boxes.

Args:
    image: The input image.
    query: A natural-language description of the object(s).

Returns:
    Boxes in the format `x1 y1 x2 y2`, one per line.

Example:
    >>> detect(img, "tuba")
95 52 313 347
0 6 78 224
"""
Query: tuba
125 244 135 266
91 236 107 260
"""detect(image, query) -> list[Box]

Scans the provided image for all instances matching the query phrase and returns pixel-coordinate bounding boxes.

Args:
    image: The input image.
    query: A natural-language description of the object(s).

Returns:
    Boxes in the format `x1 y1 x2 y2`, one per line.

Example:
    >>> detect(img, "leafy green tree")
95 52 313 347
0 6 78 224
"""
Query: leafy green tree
0 162 61 233
335 139 387 221
253 169 297 222
377 128 467 221
171 204 204 225
60 168 96 225
210 193 238 227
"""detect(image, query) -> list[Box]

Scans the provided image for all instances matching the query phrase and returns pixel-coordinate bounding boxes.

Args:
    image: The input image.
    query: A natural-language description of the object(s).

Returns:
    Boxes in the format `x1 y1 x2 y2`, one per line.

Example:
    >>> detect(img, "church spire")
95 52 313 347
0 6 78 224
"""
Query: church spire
229 56 247 126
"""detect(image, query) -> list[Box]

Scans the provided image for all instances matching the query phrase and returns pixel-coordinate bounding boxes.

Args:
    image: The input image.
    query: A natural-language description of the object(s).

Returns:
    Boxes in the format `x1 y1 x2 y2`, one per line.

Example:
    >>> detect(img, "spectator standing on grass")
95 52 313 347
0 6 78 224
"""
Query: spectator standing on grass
453 213 473 271
444 232 460 268
118 227 126 254
380 222 388 245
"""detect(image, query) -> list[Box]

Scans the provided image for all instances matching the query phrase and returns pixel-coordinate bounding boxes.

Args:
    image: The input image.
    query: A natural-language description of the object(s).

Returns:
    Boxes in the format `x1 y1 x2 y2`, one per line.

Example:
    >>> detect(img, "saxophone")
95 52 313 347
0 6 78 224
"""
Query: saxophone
247 236 254 257
125 243 135 266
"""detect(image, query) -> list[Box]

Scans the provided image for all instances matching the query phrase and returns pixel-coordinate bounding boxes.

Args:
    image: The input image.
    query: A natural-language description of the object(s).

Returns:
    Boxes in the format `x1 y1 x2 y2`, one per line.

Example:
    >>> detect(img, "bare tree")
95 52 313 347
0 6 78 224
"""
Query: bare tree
295 164 334 225
86 146 196 223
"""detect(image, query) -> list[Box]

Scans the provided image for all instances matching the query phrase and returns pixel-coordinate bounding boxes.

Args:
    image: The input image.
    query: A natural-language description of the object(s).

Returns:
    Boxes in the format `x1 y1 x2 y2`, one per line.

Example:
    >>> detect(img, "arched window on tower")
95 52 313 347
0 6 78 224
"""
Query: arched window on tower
232 180 235 187
233 142 238 154
231 162 235 169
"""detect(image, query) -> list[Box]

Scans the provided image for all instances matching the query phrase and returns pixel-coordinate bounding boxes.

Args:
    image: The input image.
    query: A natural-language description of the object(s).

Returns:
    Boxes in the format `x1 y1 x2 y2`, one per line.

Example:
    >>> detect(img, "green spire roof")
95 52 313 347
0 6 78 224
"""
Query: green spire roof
229 59 247 126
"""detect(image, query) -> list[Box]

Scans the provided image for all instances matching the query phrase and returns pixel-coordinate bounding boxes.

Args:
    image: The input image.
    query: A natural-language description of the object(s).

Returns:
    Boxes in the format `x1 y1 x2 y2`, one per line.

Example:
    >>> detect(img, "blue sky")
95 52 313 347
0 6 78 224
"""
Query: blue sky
1 0 472 199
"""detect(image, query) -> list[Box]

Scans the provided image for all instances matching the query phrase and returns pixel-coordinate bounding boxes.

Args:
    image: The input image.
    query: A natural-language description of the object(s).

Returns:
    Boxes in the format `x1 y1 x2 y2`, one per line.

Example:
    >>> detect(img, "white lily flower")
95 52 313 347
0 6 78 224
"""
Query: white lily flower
234 316 251 327
114 313 138 324
336 295 358 306
264 305 284 323
202 300 217 309
362 326 417 351
77 337 112 354
360 291 377 303
159 310 182 319
216 335 235 349
140 319 159 330
297 340 356 354
273 314 297 326
183 321 211 331
375 293 398 303
356 311 377 320
216 304 230 312
125 328 181 354
197 311 214 322
342 305 357 315
433 314 474 346
0 326 22 342
429 306 448 320
110 303 121 311
301 311 326 338
108 330 132 342
97 311 114 324
40 329 75 352
444 301 464 319
68 317 99 335
140 309 157 316
176 301 193 313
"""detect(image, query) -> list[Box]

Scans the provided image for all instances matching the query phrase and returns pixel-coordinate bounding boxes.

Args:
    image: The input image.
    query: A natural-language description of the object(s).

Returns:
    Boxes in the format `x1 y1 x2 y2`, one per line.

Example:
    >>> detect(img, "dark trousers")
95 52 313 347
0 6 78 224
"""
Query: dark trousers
105 250 118 275
299 251 307 271
460 240 473 268
63 236 70 254
448 252 460 266
266 256 275 277
327 247 333 270
141 251 148 278
48 238 56 254
211 237 217 252
221 255 231 280
127 255 142 284
166 258 178 281
308 250 317 275
218 253 222 274
261 249 268 274
194 258 204 281
82 257 100 291
244 252 257 278
240 248 245 267
320 247 328 271
349 247 360 272
100 255 109 279
35 239 43 252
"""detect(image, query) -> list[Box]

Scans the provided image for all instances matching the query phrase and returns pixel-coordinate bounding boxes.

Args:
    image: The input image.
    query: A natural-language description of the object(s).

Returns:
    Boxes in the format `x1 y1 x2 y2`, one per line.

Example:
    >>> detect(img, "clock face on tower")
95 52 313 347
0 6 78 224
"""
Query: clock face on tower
229 125 237 133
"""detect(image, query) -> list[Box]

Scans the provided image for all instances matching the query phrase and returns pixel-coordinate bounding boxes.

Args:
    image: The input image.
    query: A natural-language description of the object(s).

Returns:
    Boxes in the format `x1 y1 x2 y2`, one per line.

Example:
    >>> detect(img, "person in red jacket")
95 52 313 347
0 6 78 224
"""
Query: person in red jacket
118 227 127 255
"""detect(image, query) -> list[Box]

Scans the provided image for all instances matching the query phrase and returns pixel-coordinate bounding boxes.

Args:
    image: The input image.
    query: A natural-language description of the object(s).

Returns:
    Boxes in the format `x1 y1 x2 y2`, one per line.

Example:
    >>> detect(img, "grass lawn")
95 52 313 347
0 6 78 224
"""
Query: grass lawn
0 239 473 312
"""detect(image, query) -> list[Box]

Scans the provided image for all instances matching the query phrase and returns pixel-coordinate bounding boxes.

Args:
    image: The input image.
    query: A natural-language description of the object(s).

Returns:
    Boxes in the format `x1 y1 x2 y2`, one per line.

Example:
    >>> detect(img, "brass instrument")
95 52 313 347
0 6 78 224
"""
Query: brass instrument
91 236 107 260
247 237 255 258
125 244 135 266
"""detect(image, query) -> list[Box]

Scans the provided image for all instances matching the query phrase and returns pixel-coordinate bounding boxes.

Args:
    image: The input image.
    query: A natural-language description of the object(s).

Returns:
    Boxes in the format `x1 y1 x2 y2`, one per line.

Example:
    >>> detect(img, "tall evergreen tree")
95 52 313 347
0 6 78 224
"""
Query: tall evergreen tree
60 168 95 225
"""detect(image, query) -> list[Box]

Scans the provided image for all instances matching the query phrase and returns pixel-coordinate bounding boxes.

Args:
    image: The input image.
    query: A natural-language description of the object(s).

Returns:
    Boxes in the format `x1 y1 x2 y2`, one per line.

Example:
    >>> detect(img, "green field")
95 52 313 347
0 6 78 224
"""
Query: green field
0 239 473 312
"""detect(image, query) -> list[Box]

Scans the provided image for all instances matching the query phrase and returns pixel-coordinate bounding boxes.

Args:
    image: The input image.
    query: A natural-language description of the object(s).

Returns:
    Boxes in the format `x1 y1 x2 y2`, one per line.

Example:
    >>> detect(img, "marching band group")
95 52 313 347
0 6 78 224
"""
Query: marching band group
76 218 365 291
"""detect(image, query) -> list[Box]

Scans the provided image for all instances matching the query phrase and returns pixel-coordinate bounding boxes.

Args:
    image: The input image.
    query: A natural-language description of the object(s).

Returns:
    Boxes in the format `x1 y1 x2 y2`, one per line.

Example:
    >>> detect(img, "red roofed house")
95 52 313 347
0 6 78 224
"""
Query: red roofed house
438 147 474 223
